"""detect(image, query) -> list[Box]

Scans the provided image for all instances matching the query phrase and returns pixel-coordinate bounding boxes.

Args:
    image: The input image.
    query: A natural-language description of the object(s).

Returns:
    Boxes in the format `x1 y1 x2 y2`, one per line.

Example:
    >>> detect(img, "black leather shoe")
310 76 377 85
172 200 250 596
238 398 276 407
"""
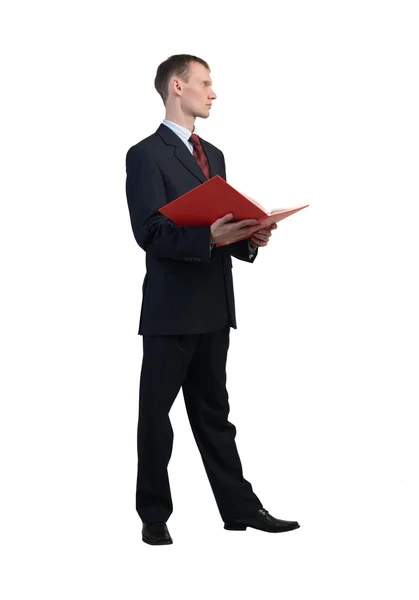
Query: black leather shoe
142 521 173 545
224 508 300 533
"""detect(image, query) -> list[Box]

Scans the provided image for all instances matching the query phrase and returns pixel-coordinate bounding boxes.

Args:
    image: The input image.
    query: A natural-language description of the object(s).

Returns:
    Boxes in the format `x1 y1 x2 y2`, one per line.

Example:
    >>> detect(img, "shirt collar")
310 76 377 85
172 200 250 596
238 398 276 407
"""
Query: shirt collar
162 119 197 144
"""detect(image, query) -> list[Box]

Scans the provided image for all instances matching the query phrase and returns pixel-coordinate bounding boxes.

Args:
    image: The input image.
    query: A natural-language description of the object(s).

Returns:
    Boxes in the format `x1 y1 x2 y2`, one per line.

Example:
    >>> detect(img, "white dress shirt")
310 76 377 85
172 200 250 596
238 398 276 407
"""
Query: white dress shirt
162 119 257 259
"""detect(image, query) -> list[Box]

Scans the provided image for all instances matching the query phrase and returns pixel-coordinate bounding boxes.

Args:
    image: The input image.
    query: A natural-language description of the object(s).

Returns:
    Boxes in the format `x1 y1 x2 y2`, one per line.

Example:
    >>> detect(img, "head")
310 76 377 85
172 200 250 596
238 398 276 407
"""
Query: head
154 54 217 130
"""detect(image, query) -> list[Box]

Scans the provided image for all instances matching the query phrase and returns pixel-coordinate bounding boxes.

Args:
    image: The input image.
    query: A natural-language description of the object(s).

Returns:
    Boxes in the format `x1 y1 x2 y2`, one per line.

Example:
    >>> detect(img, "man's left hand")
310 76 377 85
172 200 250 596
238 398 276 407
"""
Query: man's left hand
250 222 278 247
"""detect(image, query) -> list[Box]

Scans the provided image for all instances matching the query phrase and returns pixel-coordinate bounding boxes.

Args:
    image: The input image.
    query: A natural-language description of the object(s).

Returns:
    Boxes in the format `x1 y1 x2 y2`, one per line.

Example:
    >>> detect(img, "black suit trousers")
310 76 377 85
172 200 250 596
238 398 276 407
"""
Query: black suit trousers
136 323 263 523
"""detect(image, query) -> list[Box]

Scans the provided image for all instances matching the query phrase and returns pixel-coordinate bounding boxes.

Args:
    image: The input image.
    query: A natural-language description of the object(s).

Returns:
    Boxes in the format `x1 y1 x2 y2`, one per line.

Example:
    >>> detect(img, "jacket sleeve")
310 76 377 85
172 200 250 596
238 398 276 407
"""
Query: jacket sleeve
229 238 259 263
125 145 212 263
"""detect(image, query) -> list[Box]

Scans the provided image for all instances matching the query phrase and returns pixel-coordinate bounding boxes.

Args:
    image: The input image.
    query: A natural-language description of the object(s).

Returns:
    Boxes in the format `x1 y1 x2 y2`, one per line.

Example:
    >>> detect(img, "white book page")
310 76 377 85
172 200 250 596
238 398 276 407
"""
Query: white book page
243 194 267 213
270 205 308 214
270 208 291 214
243 194 292 214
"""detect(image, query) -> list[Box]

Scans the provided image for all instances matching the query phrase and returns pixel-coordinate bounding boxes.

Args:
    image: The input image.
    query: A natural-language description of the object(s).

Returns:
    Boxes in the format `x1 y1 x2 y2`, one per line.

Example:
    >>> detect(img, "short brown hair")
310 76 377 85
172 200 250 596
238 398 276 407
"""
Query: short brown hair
154 54 210 105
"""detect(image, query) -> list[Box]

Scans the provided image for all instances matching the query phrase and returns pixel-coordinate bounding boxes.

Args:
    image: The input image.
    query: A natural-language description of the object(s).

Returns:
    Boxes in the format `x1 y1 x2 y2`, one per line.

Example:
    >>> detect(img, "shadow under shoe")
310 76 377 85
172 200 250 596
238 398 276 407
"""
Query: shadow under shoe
224 508 300 533
142 521 173 545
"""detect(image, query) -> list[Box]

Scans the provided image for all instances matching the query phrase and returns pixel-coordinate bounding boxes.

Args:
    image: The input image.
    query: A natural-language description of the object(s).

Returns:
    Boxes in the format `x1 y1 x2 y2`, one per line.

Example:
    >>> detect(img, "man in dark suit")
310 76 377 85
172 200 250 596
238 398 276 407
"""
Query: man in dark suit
125 54 300 545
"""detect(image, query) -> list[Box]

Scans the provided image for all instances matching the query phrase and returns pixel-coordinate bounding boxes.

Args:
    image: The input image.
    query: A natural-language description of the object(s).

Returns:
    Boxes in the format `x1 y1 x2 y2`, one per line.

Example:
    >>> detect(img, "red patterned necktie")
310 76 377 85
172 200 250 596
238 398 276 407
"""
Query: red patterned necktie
189 133 210 179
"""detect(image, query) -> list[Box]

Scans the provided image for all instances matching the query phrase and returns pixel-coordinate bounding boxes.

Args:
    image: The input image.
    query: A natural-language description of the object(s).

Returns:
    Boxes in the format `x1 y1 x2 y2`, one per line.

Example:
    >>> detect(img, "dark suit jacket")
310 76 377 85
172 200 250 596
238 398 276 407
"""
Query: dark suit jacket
125 123 259 336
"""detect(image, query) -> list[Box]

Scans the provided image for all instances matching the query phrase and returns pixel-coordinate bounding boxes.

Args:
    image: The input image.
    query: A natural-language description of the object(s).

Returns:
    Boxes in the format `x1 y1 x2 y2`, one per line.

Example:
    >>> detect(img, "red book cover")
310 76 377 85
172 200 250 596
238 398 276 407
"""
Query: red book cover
158 175 309 247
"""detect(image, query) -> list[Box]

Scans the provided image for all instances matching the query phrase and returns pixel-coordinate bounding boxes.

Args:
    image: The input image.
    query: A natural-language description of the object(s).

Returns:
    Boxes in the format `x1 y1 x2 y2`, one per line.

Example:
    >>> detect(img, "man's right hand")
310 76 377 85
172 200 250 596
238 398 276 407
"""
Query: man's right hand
209 213 264 245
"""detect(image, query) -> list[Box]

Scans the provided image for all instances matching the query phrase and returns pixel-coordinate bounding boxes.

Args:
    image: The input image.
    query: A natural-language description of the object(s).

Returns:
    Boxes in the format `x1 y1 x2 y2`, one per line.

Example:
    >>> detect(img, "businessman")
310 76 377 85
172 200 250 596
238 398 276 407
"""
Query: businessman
125 54 299 545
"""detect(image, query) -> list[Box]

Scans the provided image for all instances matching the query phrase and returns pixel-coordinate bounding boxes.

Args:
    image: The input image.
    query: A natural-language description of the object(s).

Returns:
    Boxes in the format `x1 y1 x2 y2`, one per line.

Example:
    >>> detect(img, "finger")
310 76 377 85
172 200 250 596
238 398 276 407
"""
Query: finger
239 225 264 237
220 213 234 223
255 231 270 241
237 219 261 230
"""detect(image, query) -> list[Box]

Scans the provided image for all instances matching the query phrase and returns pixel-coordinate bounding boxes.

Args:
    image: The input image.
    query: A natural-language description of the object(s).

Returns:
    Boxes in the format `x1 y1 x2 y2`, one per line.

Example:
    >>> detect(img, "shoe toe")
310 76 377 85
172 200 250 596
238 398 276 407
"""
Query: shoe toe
142 521 173 544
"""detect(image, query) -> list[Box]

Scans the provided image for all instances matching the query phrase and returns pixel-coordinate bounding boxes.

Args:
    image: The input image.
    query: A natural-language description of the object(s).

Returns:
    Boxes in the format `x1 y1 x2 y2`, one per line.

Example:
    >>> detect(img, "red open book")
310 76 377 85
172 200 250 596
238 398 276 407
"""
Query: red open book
158 175 309 247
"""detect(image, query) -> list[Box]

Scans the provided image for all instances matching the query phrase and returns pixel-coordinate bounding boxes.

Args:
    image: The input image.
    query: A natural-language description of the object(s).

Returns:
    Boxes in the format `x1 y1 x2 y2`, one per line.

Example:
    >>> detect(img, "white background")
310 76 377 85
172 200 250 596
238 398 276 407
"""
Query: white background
1 0 418 598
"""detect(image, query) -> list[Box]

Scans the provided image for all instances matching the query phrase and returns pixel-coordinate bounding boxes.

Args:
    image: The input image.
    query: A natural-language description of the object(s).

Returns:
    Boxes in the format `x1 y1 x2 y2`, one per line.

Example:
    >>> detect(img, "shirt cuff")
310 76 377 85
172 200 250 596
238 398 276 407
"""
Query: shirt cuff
248 240 257 257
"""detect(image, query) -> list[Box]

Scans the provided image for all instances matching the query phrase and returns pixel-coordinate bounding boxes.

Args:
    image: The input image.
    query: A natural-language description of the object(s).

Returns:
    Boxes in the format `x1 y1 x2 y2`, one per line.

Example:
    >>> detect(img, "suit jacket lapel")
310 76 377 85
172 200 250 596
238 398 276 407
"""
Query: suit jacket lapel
156 123 215 183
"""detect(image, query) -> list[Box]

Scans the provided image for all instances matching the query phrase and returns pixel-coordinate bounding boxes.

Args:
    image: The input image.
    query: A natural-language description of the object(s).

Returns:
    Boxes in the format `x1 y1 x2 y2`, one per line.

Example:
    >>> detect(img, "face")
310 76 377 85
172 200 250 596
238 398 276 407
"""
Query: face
173 61 217 118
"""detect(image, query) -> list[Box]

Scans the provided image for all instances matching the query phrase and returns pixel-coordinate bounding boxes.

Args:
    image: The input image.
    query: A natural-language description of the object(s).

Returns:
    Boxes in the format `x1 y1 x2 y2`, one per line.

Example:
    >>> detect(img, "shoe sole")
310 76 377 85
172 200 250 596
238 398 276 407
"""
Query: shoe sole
224 522 248 531
224 522 300 533
142 537 173 545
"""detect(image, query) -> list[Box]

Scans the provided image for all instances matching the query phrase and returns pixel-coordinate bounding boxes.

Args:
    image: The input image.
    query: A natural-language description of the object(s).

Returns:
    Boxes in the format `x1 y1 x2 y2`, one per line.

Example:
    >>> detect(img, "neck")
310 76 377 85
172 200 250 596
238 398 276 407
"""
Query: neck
164 109 195 133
